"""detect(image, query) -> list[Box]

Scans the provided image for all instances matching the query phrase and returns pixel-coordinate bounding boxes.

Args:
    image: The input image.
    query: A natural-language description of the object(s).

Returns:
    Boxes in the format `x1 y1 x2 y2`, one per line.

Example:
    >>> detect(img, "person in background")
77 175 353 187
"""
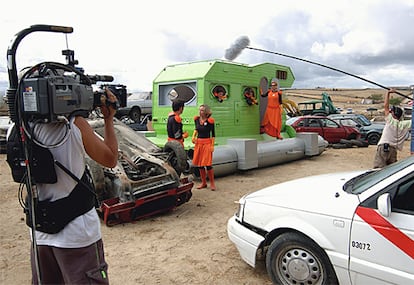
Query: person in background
167 101 188 146
261 78 283 139
244 87 258 105
29 89 119 284
212 86 227 102
373 88 411 168
192 104 216 190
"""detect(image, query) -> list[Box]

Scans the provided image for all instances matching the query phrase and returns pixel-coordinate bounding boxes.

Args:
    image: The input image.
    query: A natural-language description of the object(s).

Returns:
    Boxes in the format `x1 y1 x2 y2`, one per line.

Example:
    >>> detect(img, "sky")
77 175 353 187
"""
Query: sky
1 0 414 94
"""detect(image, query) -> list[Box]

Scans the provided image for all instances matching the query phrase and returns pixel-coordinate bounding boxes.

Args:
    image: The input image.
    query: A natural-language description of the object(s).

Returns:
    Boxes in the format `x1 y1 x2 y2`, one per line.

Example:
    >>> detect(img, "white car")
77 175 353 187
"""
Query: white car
0 116 13 153
227 156 414 285
116 91 152 123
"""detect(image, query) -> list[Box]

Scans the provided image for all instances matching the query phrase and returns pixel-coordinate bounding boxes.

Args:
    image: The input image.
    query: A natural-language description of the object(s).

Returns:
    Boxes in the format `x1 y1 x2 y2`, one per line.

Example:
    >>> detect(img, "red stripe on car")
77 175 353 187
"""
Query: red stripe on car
356 206 414 259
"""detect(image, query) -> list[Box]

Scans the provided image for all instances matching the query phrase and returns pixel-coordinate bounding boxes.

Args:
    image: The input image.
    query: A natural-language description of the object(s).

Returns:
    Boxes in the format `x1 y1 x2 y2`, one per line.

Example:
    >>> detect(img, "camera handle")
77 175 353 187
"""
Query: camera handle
6 25 73 122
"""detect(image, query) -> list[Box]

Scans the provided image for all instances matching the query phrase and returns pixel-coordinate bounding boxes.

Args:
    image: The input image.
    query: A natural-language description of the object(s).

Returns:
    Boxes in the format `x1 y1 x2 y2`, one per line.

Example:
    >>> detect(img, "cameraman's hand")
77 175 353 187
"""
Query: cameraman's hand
100 88 118 119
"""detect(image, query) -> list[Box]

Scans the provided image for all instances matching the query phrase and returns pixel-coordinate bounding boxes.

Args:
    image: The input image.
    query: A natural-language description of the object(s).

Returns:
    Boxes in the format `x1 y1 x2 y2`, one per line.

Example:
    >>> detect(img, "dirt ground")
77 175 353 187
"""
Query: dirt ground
1 88 412 284
1 144 412 285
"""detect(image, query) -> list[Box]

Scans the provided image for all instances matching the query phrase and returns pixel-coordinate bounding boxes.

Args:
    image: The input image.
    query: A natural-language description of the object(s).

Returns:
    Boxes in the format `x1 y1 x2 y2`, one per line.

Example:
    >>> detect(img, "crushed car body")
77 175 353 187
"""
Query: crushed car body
87 117 193 226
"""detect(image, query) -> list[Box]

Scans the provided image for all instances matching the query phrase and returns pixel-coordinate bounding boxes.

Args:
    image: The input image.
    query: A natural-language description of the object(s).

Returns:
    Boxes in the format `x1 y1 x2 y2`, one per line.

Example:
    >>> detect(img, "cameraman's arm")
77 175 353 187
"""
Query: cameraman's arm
75 90 118 168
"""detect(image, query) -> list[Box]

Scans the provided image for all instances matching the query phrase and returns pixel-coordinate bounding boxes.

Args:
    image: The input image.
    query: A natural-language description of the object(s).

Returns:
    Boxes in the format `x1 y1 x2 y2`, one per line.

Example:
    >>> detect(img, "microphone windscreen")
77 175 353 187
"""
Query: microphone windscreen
224 36 250 61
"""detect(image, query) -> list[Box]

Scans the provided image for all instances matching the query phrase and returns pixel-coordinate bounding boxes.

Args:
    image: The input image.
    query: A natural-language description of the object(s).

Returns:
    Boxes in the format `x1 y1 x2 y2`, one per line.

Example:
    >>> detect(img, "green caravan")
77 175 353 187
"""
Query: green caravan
148 59 296 149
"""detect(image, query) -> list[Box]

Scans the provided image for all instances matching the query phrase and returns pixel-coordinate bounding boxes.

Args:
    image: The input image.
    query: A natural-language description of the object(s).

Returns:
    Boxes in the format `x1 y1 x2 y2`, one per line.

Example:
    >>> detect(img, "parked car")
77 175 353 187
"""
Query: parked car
328 113 385 145
0 116 13 153
227 155 414 285
116 91 152 123
286 115 360 144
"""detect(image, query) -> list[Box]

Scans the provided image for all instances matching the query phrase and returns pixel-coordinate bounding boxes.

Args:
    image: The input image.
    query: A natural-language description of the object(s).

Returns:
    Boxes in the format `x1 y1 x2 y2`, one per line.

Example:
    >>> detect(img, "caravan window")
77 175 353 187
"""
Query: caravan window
158 82 197 106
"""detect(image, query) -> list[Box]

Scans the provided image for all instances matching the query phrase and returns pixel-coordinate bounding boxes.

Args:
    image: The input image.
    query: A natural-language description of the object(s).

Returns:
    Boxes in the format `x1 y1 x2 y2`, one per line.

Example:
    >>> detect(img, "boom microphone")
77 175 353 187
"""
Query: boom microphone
224 36 250 61
87 74 114 83
225 36 411 100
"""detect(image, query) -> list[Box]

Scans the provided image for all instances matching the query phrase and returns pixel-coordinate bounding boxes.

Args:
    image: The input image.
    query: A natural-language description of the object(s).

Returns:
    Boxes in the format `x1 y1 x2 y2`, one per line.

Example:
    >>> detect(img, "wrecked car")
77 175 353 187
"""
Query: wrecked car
87 117 193 225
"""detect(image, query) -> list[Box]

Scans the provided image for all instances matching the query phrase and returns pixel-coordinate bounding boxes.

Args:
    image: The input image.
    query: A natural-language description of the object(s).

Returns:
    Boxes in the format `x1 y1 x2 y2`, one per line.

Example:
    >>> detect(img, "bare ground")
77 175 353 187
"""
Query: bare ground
1 144 412 285
1 88 412 284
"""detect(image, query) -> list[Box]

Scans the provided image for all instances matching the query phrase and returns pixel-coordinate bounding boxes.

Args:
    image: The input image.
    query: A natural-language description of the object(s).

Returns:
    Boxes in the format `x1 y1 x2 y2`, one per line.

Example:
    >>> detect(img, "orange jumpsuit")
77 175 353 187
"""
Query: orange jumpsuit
262 90 283 138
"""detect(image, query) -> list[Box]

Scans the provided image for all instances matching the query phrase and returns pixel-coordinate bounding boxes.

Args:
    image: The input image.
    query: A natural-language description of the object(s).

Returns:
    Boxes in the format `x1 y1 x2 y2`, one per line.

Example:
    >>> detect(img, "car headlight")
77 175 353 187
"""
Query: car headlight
234 199 245 221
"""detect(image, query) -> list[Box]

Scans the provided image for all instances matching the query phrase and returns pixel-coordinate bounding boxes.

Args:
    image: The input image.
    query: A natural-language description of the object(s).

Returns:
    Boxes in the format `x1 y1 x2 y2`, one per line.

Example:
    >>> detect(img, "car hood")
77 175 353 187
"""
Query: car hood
364 122 385 129
243 171 365 218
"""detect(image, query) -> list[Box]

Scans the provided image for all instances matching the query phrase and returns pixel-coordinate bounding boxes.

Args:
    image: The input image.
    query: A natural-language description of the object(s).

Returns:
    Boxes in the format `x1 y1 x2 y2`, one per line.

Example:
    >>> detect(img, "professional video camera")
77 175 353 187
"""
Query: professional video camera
6 25 127 124
5 25 128 183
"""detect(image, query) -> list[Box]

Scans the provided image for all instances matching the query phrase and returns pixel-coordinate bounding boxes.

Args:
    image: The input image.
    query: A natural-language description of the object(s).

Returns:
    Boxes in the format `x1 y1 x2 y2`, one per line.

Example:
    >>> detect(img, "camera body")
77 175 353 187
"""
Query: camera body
18 67 127 123
20 75 94 122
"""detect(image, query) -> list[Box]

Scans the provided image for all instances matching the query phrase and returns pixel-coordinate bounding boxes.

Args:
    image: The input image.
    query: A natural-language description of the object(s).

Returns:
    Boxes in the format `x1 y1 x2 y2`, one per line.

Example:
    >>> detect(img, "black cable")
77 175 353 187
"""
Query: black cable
246 46 412 100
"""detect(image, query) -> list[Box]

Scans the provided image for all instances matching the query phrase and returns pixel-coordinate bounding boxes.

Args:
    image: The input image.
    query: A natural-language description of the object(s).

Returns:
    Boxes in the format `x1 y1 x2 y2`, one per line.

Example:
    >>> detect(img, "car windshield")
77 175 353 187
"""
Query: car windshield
343 155 414 194
356 115 371 126
129 92 150 100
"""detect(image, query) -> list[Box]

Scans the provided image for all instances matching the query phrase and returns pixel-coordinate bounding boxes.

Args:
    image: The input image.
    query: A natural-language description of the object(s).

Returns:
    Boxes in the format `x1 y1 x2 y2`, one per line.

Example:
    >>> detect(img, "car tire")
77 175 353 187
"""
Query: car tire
350 139 369 148
339 139 353 148
129 106 141 123
332 143 348 149
163 141 187 176
266 232 339 285
367 133 380 145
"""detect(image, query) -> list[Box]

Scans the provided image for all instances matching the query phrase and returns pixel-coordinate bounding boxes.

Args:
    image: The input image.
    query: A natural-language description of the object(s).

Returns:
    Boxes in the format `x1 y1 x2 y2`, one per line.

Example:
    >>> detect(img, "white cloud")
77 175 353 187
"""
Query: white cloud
1 0 414 92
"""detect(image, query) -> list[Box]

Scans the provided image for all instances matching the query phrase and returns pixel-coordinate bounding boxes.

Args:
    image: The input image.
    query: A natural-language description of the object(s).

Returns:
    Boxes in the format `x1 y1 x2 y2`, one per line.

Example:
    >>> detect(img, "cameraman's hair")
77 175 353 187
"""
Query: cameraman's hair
172 101 184 112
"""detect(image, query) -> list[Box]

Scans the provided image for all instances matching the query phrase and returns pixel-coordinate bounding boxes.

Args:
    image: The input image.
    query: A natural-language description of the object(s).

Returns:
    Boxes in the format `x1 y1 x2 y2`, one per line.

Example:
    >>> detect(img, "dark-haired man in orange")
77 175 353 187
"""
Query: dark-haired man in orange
167 101 188 146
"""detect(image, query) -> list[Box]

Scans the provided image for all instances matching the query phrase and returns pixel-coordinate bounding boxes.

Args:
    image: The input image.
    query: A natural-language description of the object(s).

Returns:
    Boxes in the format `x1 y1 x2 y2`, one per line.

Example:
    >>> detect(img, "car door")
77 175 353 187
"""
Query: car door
349 176 414 284
320 118 345 143
303 117 324 137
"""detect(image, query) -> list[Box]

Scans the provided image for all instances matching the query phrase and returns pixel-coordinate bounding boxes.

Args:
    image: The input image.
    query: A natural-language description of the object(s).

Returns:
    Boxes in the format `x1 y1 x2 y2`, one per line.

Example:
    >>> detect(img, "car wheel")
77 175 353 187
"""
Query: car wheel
163 141 187 176
129 107 141 123
367 133 380 145
266 232 339 285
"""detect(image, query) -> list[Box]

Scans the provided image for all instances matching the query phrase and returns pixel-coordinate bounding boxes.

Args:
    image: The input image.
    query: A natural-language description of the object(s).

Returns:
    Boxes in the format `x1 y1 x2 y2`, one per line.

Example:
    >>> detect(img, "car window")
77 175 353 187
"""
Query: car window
297 120 306 127
286 117 299 125
340 119 358 127
357 115 371 125
323 119 338 128
308 119 320 127
392 179 414 214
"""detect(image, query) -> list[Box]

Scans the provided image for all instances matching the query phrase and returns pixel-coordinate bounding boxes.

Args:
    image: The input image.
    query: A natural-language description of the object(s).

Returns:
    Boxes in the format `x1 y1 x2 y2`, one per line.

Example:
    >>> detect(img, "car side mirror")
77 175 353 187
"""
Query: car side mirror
377 193 391 217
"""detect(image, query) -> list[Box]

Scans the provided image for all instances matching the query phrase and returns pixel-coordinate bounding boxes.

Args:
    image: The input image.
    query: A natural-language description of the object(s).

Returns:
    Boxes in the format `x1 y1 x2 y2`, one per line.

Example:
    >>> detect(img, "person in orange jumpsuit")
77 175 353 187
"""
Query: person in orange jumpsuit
261 78 283 139
191 104 216 190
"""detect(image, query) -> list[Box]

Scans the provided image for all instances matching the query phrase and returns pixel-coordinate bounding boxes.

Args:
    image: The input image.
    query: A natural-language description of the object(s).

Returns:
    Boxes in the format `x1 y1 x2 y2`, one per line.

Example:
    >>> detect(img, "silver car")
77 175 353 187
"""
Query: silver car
0 116 12 153
116 91 152 123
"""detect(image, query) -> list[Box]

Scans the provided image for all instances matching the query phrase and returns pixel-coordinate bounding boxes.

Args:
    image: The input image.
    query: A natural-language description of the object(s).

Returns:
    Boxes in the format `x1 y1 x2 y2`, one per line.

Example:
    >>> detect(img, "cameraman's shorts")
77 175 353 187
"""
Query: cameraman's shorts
373 143 397 168
31 239 109 284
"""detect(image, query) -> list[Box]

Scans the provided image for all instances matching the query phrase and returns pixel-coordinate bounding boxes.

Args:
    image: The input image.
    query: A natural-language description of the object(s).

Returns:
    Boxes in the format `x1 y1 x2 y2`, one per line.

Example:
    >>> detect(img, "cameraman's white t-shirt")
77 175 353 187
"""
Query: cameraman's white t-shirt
31 117 101 248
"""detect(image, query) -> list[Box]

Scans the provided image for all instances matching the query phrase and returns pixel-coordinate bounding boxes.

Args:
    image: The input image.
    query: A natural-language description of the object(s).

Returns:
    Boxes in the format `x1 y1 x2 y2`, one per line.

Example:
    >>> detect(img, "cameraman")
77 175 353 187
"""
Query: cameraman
30 90 118 284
